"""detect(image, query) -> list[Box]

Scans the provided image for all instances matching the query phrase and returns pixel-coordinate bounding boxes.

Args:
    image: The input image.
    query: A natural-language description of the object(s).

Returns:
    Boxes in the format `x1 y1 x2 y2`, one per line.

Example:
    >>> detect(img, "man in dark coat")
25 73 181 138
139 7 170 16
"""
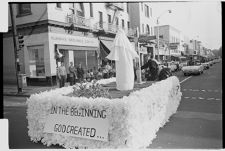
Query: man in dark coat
77 63 84 82
141 54 159 81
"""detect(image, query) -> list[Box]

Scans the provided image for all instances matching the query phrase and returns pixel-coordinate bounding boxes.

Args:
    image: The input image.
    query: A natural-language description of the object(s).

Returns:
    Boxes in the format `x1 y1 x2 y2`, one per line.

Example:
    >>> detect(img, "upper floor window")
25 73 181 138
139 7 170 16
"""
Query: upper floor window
141 3 143 11
77 3 85 17
146 25 150 34
142 24 144 34
150 8 152 17
122 19 124 28
17 3 31 16
108 14 111 23
144 4 149 17
90 3 93 17
99 11 103 28
56 3 61 8
116 17 119 25
151 27 153 35
126 3 129 13
127 21 130 29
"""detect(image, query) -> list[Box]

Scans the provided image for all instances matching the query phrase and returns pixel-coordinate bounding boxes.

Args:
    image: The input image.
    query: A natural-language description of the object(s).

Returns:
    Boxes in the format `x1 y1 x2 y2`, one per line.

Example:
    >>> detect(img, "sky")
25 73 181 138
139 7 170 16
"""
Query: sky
151 1 222 50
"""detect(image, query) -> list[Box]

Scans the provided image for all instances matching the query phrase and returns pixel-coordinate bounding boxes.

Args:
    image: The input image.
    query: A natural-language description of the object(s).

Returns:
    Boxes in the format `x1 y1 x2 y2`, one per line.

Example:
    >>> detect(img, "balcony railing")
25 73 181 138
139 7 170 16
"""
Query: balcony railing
67 14 91 28
93 22 135 37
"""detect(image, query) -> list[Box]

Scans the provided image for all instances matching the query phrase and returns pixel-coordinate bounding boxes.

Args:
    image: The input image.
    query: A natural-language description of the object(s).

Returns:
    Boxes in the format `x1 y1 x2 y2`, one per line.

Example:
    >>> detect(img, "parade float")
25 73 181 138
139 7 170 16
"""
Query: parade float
26 29 182 149
26 76 181 149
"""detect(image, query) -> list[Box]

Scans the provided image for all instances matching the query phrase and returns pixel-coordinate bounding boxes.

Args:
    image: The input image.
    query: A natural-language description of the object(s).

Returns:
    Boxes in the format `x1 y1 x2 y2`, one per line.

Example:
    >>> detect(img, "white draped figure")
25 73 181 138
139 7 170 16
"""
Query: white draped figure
106 29 139 91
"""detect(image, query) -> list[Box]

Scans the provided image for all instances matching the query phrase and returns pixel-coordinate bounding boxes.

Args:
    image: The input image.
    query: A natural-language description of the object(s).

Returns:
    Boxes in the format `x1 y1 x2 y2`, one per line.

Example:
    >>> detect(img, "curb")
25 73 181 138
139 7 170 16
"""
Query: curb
3 93 30 97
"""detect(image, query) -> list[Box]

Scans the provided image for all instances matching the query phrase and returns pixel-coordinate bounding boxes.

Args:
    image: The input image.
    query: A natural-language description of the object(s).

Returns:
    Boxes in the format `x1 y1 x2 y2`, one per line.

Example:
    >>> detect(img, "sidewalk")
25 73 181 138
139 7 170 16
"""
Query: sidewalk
3 83 70 97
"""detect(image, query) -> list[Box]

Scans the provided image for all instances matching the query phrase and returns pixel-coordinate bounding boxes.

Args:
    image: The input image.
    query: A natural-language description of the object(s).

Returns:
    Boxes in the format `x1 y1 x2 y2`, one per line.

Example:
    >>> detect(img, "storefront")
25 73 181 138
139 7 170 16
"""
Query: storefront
49 33 99 77
23 32 99 86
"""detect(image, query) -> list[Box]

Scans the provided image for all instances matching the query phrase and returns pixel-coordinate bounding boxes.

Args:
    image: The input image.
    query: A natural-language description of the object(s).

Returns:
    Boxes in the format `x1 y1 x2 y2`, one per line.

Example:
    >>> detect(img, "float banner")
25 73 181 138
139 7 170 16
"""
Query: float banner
44 106 109 142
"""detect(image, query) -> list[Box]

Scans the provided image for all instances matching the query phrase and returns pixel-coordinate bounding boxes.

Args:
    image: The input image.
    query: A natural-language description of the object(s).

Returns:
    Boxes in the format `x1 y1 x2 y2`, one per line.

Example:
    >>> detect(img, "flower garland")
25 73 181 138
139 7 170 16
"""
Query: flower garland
26 76 181 149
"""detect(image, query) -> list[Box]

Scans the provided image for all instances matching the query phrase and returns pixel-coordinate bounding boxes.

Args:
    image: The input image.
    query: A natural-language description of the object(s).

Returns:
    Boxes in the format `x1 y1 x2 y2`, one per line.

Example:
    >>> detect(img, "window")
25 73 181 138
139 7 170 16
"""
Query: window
56 3 61 8
142 24 144 34
17 3 31 16
116 17 119 25
74 50 97 70
108 14 111 23
144 5 149 17
141 3 143 11
150 8 152 17
127 21 130 29
90 3 93 17
146 25 150 34
122 19 124 28
28 45 45 77
127 2 129 13
77 3 85 17
99 11 103 28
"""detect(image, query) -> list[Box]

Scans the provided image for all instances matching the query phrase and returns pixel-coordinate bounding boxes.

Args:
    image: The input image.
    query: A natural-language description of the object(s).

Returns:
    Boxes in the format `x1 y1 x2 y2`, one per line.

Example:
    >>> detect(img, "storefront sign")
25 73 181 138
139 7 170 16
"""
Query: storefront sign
50 33 99 47
44 105 109 142
169 43 179 50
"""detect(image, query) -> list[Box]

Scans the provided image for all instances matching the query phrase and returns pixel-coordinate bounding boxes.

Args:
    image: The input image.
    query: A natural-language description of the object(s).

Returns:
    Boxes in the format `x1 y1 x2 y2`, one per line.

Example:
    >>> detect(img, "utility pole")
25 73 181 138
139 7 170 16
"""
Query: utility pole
9 4 22 93
157 19 160 62
136 27 142 83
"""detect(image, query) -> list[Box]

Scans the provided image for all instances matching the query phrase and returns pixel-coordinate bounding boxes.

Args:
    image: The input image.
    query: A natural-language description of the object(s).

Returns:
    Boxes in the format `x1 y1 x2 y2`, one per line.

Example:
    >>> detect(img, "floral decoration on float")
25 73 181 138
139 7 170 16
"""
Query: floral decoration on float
26 76 182 149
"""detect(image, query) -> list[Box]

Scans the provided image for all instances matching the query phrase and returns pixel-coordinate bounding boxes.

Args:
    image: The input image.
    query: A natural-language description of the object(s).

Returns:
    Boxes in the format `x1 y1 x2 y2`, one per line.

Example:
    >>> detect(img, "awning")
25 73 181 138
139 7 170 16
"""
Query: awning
170 54 181 57
99 40 113 58
57 44 98 52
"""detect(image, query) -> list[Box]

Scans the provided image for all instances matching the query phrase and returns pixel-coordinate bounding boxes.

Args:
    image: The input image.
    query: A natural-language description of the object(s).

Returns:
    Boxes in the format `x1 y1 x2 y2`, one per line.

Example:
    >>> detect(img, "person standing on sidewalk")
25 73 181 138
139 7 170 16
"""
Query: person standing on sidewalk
77 63 84 83
58 62 67 88
68 62 77 86
141 54 159 81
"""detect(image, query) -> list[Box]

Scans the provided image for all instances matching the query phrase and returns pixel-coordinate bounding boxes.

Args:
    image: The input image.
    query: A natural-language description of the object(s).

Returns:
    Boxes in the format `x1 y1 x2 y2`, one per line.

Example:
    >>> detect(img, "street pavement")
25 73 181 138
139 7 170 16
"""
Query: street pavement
149 61 222 149
3 61 223 149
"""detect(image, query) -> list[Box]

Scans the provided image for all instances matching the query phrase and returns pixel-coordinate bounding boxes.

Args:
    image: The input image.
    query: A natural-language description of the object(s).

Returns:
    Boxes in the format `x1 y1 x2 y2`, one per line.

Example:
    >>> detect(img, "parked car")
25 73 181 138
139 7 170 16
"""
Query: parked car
182 61 204 76
201 62 210 70
208 60 213 66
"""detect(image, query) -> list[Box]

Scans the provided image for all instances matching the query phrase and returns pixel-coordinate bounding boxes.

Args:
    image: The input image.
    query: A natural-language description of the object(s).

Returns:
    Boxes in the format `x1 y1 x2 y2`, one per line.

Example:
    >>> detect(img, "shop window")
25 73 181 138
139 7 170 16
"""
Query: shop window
17 3 31 16
28 45 45 77
74 50 86 69
74 50 97 71
87 51 97 70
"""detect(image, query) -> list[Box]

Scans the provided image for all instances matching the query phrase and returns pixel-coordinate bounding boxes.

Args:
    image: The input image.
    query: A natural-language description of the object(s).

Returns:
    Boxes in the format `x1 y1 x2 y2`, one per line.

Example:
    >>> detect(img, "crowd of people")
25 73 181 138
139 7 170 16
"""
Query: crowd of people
57 62 116 88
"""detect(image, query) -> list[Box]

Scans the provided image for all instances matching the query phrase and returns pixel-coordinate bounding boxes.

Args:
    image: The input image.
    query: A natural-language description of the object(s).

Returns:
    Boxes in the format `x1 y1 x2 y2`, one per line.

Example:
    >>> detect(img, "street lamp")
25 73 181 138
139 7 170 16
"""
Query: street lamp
156 9 172 62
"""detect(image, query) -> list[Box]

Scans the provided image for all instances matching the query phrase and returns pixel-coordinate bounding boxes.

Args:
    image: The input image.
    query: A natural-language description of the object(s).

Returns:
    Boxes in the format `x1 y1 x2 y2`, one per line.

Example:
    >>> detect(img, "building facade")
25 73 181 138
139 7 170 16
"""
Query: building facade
4 3 135 85
154 25 182 61
129 2 155 66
